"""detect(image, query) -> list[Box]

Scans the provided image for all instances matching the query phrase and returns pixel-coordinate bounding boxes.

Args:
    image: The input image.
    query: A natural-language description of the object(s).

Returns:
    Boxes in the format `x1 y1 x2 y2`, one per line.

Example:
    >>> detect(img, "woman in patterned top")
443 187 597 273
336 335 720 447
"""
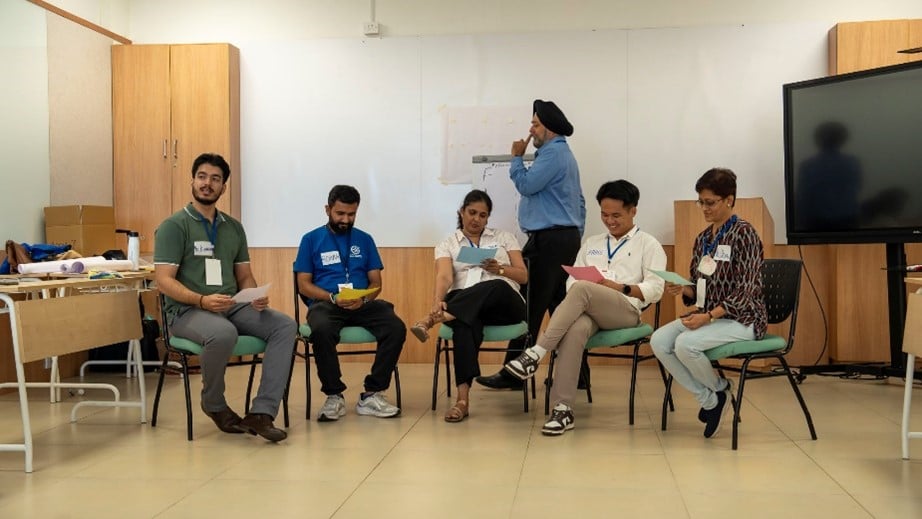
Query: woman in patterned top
410 189 528 422
651 168 767 439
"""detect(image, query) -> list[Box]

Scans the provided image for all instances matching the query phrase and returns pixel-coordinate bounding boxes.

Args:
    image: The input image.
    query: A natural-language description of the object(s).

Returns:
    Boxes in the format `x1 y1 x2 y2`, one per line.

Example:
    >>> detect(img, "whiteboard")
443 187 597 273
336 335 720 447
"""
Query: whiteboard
239 22 827 247
471 154 534 247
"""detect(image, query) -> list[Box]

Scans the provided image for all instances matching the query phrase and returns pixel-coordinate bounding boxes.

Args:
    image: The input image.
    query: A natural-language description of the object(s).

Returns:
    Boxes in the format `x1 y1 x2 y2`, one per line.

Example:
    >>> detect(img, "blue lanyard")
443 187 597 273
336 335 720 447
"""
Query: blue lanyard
466 237 478 248
200 215 219 245
607 233 631 265
702 215 737 257
330 228 352 282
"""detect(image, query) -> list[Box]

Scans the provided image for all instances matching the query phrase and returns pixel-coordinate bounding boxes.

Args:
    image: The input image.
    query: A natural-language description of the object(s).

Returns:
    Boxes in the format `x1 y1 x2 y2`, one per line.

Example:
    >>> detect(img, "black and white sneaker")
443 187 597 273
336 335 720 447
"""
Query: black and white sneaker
541 404 575 436
504 349 541 380
699 379 732 423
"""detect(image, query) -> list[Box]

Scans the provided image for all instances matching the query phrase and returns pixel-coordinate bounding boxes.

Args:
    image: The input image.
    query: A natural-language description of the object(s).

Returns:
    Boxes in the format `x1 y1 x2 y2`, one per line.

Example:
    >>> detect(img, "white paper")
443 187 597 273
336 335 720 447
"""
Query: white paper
234 284 271 303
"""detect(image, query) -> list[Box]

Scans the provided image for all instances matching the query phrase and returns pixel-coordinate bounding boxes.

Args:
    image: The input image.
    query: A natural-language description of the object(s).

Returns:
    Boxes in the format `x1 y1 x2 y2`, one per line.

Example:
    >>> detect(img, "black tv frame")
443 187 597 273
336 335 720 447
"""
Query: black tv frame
783 60 922 381
782 59 922 246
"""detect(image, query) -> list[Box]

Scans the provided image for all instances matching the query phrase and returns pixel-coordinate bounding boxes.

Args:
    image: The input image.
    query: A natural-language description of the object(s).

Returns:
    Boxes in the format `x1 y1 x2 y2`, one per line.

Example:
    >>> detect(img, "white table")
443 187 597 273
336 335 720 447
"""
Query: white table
0 276 148 473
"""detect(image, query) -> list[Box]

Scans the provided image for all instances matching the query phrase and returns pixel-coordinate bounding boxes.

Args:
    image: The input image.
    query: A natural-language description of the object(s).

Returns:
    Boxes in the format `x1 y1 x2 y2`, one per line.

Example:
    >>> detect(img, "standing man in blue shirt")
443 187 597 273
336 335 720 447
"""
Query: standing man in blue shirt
477 99 587 390
294 185 405 421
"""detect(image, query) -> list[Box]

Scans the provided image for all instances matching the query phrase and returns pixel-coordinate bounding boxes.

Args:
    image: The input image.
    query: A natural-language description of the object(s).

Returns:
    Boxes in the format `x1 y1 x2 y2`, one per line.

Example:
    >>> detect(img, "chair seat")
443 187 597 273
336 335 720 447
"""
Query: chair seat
705 334 786 360
169 335 267 356
585 324 653 349
437 321 528 342
298 324 376 344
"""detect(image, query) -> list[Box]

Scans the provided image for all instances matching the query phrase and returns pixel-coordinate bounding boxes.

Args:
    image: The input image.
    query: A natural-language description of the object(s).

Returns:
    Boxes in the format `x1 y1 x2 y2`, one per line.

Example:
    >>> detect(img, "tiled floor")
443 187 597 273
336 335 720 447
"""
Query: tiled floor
1 361 921 518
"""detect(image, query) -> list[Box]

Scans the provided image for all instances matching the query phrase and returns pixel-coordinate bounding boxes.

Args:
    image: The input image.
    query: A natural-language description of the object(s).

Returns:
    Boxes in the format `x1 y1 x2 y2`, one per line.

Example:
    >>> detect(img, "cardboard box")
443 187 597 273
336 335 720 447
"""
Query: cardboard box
44 205 116 256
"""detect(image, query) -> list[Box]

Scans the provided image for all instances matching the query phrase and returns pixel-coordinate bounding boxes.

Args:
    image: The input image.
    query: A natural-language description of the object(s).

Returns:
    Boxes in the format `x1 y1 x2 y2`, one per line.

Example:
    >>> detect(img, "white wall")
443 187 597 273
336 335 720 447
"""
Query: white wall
0 2 49 244
4 1 922 247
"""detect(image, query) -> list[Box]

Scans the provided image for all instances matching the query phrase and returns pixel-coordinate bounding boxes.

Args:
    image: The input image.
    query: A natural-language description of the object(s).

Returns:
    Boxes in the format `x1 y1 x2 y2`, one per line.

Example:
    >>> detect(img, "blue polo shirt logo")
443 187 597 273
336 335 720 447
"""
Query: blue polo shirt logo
350 245 362 258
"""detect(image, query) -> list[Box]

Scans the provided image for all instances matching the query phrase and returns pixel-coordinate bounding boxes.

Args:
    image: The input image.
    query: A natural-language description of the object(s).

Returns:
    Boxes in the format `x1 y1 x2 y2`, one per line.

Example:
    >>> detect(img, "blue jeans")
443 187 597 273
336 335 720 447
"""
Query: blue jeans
650 317 754 410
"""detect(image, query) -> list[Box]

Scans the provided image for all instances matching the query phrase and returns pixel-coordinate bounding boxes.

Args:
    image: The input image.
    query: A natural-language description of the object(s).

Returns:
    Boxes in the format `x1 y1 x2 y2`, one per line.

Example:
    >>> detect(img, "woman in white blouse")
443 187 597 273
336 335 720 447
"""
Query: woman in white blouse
411 189 528 422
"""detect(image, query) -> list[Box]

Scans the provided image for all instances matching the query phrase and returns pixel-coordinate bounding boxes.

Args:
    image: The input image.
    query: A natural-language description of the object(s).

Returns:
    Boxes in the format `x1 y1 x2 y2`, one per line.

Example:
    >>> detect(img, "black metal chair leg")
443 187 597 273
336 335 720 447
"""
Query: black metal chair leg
151 350 170 427
661 375 674 431
394 365 402 409
181 355 193 441
778 357 818 440
244 354 258 415
431 340 441 411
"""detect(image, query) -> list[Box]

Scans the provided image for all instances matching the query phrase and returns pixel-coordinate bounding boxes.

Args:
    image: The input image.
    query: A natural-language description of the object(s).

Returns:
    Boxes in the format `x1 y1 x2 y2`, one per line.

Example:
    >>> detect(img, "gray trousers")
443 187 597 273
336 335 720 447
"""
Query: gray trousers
170 303 297 418
540 282 641 409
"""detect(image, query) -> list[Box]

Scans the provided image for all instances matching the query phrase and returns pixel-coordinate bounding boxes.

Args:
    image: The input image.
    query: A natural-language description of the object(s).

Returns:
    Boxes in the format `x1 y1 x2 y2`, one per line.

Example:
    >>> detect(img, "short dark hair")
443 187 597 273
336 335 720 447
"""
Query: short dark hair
595 180 639 208
328 185 361 206
191 153 230 182
456 189 493 229
695 168 737 206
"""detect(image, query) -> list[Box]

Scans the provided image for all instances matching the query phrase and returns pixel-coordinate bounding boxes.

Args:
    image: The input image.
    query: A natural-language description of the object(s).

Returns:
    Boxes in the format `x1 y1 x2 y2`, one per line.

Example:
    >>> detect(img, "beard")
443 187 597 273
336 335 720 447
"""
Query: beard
328 217 353 235
533 131 546 148
192 187 220 206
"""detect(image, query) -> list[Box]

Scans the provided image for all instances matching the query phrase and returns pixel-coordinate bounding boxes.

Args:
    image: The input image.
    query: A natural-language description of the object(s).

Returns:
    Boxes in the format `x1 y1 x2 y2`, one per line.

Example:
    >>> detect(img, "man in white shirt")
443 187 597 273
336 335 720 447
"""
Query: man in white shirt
504 180 666 436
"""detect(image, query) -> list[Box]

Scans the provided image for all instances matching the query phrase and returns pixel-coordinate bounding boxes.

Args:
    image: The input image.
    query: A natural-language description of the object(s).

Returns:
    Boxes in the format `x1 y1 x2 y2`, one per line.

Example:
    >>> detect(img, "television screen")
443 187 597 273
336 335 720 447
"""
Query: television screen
783 60 922 244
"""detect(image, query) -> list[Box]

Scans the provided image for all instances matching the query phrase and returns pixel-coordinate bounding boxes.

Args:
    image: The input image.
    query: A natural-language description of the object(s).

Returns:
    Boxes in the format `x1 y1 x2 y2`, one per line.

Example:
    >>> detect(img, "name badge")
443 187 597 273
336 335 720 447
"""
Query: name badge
714 244 732 262
321 250 342 266
337 283 354 291
464 267 483 289
194 241 214 257
205 258 222 286
698 255 717 276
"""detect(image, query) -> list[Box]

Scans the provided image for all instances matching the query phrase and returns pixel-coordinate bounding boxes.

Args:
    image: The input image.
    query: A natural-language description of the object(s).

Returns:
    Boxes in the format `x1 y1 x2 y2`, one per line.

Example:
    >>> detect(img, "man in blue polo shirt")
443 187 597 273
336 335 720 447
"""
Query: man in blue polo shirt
294 185 405 421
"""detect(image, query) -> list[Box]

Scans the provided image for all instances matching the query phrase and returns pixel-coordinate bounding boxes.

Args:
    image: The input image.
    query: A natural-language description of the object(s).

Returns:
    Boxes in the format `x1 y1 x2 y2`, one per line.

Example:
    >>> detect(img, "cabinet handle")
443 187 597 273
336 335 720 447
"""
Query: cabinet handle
162 139 167 159
173 139 178 159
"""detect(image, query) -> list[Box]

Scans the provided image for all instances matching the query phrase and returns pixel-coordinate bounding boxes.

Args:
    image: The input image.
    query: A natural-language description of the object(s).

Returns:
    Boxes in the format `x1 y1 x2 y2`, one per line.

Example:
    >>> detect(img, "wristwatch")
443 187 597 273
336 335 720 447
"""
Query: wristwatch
621 284 631 295
499 267 505 276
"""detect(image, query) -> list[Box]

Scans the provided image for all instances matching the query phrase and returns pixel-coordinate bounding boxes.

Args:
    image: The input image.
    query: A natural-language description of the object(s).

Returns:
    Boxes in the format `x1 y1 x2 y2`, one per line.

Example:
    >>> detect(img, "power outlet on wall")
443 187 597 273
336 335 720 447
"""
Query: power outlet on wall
363 22 380 36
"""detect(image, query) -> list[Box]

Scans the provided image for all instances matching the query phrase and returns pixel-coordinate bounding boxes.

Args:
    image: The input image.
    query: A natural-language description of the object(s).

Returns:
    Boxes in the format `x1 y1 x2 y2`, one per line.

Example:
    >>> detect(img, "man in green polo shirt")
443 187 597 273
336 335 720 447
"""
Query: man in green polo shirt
154 153 296 442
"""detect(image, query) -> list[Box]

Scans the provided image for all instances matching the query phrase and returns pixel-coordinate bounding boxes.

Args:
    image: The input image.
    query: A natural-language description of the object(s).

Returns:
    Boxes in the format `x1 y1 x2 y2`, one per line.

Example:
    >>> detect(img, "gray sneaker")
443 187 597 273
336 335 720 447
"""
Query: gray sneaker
356 392 400 418
318 394 346 422
542 404 575 436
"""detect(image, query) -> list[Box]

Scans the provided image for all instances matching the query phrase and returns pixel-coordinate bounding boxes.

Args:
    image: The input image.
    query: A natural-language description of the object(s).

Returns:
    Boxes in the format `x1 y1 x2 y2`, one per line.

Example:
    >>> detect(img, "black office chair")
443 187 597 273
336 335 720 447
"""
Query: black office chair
284 273 401 422
660 258 818 449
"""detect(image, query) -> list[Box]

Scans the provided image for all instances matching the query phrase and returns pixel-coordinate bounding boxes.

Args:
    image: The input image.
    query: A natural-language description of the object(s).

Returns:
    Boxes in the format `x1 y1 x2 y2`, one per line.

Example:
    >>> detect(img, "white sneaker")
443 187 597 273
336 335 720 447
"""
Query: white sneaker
542 403 575 436
356 392 400 418
318 394 346 422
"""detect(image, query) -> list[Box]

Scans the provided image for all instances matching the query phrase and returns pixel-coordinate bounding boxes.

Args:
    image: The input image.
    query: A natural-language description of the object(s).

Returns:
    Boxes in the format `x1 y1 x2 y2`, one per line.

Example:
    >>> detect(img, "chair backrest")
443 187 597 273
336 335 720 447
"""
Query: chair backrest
292 270 303 324
762 258 803 352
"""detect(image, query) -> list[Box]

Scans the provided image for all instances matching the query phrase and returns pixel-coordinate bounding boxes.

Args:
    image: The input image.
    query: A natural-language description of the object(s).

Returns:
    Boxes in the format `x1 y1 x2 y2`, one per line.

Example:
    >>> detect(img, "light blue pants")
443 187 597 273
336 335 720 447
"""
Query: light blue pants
650 317 754 410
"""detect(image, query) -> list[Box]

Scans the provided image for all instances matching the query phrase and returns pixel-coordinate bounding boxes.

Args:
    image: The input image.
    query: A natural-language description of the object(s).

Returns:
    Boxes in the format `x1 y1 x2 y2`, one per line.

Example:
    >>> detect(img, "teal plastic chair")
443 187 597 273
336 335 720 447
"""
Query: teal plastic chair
660 259 817 450
151 294 288 441
543 302 672 424
285 274 401 421
432 321 534 412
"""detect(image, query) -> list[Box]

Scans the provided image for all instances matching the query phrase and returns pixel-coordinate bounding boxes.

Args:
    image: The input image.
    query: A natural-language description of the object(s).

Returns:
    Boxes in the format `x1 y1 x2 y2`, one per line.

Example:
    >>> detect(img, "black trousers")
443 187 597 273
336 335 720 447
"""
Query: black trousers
444 279 526 386
307 300 406 395
506 227 582 363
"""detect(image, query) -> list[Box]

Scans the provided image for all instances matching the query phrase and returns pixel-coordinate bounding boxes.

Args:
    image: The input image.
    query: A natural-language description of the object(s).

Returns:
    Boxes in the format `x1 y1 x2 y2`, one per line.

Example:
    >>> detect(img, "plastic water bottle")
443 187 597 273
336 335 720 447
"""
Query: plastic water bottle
117 229 141 270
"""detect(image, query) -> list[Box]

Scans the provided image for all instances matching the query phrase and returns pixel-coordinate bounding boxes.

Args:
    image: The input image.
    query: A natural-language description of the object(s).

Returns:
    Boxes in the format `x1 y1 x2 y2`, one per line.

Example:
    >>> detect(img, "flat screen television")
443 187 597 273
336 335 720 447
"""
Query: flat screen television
783 59 922 245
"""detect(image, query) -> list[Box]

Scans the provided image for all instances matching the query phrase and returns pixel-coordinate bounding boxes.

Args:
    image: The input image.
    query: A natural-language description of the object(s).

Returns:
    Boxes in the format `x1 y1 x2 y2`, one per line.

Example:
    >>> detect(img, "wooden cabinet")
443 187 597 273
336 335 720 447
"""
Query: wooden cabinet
112 43 240 252
829 20 922 75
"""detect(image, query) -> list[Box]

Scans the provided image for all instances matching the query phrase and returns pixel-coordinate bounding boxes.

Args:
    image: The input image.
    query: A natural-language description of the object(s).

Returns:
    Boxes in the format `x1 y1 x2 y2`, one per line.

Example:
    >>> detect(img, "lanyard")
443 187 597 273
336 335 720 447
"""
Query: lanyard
702 215 737 257
607 232 631 265
200 215 219 245
330 228 352 282
466 237 478 248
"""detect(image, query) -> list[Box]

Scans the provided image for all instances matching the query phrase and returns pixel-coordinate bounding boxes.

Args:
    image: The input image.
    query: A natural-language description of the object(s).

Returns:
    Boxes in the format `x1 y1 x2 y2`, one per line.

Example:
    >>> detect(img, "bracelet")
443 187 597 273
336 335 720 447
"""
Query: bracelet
707 310 715 322
499 267 505 276
329 293 337 304
198 294 205 309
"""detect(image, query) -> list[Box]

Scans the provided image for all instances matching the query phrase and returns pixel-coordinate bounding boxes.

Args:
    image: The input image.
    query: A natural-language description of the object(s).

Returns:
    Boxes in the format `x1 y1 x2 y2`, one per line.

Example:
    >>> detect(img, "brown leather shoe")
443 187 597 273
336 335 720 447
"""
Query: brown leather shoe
200 402 244 434
237 413 287 442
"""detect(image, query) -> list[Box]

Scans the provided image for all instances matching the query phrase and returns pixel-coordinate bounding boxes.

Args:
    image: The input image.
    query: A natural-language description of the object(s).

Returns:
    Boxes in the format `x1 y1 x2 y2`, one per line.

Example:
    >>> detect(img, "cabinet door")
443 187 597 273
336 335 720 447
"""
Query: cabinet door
170 44 240 218
832 21 913 74
112 44 172 253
